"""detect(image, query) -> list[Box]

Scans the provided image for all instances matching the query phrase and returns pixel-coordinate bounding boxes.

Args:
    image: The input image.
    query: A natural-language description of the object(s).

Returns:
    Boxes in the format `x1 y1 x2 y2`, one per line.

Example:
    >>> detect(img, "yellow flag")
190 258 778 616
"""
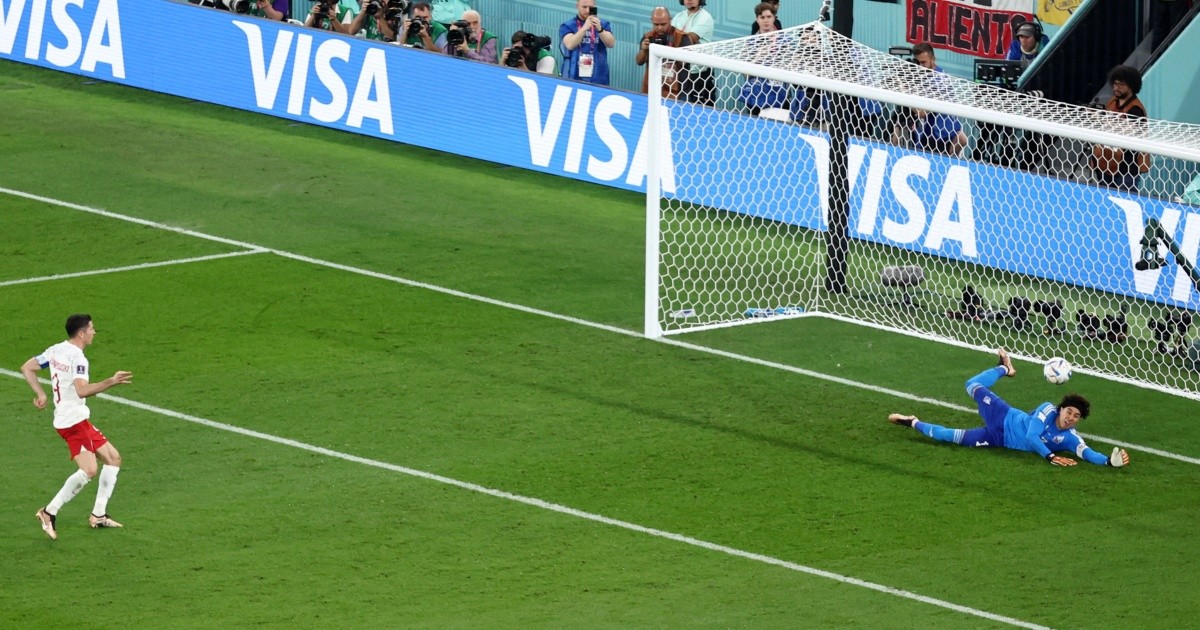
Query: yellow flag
1037 0 1081 26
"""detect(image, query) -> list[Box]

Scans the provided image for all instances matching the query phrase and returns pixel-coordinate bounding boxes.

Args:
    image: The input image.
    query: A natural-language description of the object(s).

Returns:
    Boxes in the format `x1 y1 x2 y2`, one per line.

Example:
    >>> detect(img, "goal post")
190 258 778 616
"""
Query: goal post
646 22 1200 399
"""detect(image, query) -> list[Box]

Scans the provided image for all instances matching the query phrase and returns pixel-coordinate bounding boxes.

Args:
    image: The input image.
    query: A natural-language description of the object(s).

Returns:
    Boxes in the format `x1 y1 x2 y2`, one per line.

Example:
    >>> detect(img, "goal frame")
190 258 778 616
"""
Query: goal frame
644 23 1200 400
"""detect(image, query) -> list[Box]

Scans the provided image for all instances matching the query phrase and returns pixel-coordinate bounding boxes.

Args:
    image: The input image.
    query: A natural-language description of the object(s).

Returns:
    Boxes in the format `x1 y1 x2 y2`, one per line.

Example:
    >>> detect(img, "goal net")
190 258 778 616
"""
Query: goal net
645 22 1200 400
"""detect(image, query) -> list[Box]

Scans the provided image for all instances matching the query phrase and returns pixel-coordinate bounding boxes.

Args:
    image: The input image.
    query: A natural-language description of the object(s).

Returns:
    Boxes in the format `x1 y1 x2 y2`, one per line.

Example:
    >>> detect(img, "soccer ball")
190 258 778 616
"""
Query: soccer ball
1043 357 1072 384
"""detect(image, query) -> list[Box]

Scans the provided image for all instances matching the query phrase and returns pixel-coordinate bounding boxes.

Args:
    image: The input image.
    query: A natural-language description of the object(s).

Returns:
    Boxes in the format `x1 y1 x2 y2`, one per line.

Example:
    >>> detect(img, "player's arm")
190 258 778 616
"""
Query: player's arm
74 371 133 398
1068 435 1130 467
1021 421 1076 466
20 357 48 409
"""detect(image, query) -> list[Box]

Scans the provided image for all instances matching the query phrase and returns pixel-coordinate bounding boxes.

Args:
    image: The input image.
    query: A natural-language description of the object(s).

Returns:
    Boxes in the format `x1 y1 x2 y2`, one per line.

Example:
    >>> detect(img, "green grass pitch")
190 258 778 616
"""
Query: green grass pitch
2 60 1199 628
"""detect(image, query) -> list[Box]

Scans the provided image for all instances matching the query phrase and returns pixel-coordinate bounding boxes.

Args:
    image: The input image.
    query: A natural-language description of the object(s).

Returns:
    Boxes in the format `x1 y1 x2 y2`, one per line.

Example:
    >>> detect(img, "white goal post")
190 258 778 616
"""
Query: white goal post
645 22 1200 400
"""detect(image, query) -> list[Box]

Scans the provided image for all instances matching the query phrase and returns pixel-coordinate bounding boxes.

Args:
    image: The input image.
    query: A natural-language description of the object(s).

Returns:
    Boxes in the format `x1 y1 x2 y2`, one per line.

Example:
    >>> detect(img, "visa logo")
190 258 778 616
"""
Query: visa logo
0 0 125 78
1113 196 1200 301
234 21 393 135
508 76 676 193
801 136 977 257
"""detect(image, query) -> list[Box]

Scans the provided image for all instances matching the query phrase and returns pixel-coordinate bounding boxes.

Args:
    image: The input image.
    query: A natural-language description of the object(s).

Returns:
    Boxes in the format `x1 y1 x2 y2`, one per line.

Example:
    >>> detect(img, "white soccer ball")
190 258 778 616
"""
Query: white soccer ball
1043 357 1072 384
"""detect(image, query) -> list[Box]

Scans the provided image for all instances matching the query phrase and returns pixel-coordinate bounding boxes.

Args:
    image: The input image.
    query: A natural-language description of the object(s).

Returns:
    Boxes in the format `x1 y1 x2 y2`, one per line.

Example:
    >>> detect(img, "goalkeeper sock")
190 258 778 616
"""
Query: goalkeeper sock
966 366 1007 393
47 469 91 516
913 421 965 444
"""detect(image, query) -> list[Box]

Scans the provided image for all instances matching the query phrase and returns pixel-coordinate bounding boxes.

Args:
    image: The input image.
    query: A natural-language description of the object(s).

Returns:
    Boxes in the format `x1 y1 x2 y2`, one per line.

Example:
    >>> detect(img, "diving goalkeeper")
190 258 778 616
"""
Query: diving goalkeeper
888 350 1130 468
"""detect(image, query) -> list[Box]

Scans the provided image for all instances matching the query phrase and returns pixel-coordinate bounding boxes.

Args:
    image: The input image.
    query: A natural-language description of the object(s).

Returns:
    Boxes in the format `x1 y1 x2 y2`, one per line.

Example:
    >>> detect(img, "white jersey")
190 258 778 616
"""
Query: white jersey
35 341 91 429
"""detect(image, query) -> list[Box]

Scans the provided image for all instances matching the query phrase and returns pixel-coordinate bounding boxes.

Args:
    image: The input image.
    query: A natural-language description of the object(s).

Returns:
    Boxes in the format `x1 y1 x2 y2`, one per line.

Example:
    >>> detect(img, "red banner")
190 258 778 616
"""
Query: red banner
906 0 1034 59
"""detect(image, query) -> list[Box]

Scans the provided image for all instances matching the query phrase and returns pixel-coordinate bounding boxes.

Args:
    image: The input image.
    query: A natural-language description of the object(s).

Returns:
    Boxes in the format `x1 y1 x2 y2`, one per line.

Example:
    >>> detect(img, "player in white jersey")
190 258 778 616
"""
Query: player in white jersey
21 314 133 540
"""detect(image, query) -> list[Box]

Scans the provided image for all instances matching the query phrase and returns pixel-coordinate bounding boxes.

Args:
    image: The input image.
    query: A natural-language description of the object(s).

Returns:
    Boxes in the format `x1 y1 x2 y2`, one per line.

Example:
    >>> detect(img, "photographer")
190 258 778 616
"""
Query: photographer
502 31 556 74
442 10 498 63
401 2 448 49
350 0 398 41
635 7 697 99
559 0 616 85
189 0 287 20
306 0 355 34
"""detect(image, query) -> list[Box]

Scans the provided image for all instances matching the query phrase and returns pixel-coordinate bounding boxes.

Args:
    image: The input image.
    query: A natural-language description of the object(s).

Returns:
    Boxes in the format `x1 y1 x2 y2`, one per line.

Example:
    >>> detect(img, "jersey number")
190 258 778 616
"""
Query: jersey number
52 373 61 404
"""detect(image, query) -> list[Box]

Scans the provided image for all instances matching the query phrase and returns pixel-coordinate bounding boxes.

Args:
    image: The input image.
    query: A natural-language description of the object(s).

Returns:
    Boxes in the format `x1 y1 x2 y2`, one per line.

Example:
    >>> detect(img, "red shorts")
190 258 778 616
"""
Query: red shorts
56 420 108 459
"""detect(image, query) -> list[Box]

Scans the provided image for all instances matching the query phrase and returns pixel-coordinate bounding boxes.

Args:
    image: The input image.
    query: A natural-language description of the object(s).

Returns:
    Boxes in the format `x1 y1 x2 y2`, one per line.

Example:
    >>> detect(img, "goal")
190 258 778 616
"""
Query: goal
645 22 1200 399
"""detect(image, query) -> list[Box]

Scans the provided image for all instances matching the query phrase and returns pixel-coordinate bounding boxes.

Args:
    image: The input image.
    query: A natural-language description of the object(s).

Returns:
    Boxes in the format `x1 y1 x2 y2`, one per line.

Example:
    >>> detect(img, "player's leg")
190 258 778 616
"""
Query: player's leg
37 447 95 540
966 349 1016 398
89 442 123 529
888 414 995 447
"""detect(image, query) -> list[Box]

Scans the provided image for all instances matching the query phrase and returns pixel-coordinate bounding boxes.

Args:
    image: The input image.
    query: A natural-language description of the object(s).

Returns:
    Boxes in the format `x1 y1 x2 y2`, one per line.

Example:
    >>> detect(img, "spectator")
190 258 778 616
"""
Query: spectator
444 10 498 63
251 0 288 20
1006 20 1048 67
750 0 781 34
401 2 448 50
189 0 287 20
502 31 557 74
306 0 356 34
350 0 396 41
739 3 789 117
672 0 715 105
635 7 697 98
903 43 968 156
1091 65 1150 194
1003 21 1053 173
430 0 471 26
559 0 616 86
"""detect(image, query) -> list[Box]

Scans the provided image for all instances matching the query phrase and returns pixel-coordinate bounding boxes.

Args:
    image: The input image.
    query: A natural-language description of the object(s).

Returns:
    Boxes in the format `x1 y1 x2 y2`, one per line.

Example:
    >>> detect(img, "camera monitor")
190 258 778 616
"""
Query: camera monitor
973 59 1024 89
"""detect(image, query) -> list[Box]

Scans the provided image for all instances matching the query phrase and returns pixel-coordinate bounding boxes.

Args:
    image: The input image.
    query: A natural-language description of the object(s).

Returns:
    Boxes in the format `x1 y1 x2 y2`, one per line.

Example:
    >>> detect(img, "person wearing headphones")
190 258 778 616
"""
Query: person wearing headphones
672 0 714 105
1006 20 1048 66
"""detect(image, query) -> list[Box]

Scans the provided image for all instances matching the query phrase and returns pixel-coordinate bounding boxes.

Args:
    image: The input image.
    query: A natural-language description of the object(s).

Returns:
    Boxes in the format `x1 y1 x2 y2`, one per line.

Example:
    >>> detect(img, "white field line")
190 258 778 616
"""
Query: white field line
6 186 1191 467
5 186 1176 625
0 369 1047 630
0 250 267 287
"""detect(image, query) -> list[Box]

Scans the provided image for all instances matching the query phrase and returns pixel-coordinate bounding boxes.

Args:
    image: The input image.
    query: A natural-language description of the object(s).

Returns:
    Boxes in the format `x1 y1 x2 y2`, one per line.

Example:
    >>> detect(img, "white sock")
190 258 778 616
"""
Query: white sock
47 470 91 515
92 466 120 516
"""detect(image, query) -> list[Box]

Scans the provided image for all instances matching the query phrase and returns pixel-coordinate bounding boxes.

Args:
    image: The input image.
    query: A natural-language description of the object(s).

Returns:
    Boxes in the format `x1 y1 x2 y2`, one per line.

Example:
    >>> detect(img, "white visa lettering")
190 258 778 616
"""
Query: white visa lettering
234 21 392 134
1116 198 1200 300
3 0 124 77
0 0 29 55
847 147 976 257
507 76 675 193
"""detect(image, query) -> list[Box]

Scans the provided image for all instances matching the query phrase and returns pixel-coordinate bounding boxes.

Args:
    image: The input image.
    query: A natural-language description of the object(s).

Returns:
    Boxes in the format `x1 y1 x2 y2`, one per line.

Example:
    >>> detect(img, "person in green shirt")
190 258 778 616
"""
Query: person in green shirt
401 2 448 49
350 0 396 41
444 9 497 63
305 0 357 34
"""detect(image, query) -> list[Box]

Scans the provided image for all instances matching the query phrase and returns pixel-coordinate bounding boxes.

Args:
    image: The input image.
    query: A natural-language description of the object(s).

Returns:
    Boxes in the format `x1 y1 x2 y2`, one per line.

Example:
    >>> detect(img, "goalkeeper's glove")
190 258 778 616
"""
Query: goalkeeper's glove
1108 447 1129 467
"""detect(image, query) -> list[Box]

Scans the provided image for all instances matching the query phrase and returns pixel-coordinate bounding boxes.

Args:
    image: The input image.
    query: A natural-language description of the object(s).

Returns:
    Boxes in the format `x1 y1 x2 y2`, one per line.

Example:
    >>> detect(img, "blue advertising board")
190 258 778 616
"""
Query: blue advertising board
2 0 1197 310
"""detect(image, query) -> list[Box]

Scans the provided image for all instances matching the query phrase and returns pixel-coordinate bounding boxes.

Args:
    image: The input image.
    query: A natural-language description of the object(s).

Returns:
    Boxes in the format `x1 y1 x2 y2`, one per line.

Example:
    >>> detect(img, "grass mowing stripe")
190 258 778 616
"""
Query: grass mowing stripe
0 368 1048 630
7 184 1197 468
0 249 266 287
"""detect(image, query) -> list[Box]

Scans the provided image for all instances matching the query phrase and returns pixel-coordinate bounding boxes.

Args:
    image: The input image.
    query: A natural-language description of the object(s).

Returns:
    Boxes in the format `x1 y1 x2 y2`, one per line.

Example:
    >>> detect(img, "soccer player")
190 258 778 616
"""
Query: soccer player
21 314 133 540
888 350 1130 468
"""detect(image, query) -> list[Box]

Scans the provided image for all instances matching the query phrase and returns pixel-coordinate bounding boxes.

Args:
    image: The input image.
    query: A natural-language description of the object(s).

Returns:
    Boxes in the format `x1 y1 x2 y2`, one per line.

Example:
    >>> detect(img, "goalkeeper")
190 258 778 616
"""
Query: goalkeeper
888 350 1130 468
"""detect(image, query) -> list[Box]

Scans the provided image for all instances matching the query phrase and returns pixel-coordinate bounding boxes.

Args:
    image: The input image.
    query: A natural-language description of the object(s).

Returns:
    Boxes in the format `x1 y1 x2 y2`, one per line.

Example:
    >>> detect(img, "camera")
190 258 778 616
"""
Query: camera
406 15 427 37
315 0 334 14
447 19 474 46
650 33 671 46
522 33 551 50
210 0 251 13
504 48 525 68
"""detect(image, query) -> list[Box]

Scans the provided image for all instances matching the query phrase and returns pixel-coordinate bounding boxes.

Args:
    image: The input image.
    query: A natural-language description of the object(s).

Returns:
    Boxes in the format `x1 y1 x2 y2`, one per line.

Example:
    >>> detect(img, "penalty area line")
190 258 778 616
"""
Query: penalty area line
0 368 1047 630
5 185 1198 467
0 250 268 288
